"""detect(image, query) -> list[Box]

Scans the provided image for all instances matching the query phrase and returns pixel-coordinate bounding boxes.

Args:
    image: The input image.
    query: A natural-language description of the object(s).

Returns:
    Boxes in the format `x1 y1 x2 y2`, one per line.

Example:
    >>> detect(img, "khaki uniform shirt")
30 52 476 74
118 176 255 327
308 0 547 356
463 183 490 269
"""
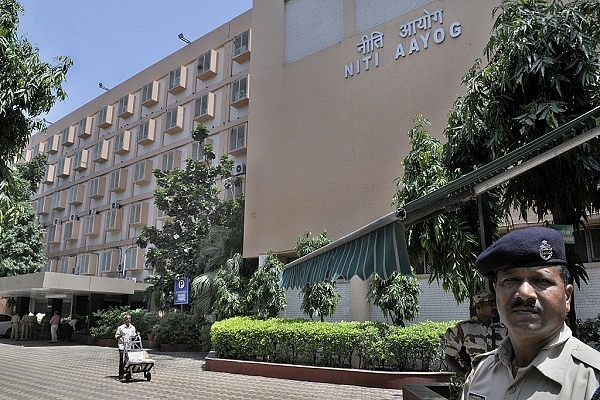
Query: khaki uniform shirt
462 324 600 400
445 317 507 360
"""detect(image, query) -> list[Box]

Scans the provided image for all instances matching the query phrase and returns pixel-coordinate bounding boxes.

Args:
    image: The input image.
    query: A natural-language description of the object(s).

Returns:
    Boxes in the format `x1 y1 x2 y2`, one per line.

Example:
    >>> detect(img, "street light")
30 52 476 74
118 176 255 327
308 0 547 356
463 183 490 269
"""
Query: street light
178 33 191 45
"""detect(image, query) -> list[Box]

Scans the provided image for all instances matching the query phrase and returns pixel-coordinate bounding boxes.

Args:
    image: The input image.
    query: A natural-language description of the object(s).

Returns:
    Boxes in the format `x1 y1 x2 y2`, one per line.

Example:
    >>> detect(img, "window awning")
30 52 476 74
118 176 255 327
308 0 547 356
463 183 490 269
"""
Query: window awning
281 106 600 289
280 216 412 289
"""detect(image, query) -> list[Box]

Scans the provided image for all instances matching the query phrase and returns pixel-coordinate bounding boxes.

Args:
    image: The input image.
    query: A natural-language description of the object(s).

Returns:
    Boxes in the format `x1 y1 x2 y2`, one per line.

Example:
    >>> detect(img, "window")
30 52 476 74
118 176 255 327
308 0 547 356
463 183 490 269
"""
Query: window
67 184 84 205
72 149 88 171
137 119 156 145
168 66 187 94
233 30 251 62
45 260 56 272
82 215 100 237
129 202 148 226
63 220 80 241
47 225 61 244
194 93 215 122
109 169 128 192
46 134 59 154
225 178 244 200
58 257 70 273
113 130 131 155
78 254 97 275
56 157 71 178
43 164 56 184
88 176 106 199
92 140 109 162
61 126 75 147
117 94 134 118
99 250 120 273
133 160 153 184
37 196 51 215
77 117 92 138
162 150 181 172
51 191 66 210
104 209 123 232
124 247 143 270
165 106 184 134
141 81 159 107
231 76 249 107
229 124 246 153
97 105 113 128
197 49 217 80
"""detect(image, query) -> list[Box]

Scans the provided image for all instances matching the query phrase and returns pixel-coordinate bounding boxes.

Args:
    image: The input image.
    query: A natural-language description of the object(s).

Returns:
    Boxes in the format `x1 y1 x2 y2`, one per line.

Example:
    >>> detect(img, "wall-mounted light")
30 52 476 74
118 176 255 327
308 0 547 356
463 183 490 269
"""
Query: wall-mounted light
99 82 110 91
178 33 191 45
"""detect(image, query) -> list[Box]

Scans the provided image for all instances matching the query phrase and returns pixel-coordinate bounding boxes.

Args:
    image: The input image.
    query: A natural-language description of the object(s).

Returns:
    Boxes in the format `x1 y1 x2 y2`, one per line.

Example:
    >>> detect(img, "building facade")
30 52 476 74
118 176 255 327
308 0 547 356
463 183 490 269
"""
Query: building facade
18 1 600 322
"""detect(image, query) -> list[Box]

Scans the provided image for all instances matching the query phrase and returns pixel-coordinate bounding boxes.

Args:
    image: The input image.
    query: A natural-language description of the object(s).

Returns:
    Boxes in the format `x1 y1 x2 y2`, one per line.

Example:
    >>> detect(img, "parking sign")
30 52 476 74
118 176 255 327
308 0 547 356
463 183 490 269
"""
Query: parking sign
174 277 189 305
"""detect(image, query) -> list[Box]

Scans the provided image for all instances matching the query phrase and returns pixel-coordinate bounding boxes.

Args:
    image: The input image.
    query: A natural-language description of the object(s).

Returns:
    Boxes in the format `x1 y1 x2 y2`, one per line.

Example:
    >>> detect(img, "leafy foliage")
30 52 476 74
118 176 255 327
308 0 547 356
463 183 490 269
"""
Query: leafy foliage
295 230 341 322
137 130 244 310
211 253 251 320
367 270 421 327
211 316 456 371
246 252 286 318
444 0 600 289
394 116 486 305
152 311 212 349
0 0 71 192
89 307 158 340
0 154 47 276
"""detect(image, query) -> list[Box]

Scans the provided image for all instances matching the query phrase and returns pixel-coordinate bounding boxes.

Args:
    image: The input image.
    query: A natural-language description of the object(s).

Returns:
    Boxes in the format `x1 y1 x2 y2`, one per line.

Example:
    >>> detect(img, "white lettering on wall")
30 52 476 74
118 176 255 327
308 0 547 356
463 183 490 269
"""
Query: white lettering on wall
345 31 384 78
343 8 463 78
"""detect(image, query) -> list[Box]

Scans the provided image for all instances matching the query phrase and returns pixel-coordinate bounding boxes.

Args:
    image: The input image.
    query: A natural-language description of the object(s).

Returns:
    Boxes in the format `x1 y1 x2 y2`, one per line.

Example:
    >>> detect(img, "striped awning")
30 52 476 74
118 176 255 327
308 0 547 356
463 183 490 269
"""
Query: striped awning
280 218 411 289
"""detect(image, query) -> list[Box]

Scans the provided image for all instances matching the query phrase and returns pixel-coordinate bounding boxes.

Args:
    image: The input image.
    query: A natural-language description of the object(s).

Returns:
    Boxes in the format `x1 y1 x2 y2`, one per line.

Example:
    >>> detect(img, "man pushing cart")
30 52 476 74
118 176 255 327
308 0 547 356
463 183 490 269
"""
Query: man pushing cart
115 314 155 381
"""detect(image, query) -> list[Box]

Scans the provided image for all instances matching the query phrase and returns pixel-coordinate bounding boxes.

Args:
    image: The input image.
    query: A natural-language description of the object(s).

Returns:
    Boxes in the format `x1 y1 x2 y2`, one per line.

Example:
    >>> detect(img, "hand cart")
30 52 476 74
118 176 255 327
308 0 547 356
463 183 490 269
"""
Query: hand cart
123 335 155 382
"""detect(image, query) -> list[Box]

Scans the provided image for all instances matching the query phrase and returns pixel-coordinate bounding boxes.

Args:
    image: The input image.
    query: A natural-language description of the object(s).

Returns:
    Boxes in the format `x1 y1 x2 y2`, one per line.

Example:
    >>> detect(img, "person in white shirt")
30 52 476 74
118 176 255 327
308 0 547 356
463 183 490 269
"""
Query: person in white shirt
114 314 137 379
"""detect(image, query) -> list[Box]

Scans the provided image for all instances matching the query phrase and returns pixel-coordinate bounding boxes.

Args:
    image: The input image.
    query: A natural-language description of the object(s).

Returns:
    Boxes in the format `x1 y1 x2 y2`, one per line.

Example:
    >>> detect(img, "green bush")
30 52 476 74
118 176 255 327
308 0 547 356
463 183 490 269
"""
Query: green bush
578 315 600 350
211 317 456 371
153 311 212 350
89 307 158 340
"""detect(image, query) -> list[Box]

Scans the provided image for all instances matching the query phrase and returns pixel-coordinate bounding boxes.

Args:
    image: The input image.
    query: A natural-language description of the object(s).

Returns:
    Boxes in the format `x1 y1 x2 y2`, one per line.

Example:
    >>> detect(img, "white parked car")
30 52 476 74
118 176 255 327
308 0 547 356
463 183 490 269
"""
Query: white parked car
0 313 13 337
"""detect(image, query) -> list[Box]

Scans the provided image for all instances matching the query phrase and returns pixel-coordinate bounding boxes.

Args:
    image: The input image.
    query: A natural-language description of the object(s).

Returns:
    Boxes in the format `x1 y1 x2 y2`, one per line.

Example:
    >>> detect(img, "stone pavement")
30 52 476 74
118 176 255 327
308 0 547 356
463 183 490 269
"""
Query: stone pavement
0 338 403 400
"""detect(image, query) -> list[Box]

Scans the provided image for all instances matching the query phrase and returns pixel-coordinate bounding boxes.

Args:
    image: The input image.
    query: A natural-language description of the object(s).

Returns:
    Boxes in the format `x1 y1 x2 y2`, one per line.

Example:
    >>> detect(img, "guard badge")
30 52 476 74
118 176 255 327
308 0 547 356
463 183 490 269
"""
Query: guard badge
539 239 553 261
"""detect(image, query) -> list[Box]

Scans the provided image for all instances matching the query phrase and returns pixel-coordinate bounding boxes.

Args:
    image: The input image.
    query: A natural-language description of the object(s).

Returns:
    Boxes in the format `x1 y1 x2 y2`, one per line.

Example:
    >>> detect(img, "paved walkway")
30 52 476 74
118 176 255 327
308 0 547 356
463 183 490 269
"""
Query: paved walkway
0 338 404 399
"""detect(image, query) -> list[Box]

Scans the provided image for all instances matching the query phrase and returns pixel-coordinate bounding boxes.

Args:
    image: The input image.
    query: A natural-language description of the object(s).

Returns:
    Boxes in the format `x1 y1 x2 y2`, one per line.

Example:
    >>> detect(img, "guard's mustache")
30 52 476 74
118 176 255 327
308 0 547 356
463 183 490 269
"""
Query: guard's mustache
508 298 541 312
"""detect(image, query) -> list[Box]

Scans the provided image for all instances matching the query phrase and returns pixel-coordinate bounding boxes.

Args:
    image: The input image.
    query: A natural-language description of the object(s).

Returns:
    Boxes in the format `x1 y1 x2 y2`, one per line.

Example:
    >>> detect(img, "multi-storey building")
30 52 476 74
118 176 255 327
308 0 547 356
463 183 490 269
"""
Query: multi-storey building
7 0 600 323
5 10 252 316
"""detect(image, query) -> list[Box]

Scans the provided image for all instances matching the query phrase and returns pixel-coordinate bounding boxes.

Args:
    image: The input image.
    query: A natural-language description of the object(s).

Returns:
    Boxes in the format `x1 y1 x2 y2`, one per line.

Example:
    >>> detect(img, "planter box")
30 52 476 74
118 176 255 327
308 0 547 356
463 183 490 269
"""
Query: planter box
205 352 453 390
72 334 95 345
160 343 201 352
95 338 118 348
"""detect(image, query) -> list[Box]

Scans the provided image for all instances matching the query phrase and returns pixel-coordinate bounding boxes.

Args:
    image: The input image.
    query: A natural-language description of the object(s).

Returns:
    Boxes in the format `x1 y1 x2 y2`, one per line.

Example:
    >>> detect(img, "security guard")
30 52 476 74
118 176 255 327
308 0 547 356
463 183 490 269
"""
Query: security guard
463 226 600 400
10 312 20 341
444 289 507 377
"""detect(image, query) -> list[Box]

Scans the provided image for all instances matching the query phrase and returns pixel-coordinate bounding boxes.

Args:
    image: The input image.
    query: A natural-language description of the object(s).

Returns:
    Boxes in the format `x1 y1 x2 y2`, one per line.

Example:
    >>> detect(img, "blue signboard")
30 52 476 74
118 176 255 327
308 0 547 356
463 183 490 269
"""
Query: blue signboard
174 277 189 305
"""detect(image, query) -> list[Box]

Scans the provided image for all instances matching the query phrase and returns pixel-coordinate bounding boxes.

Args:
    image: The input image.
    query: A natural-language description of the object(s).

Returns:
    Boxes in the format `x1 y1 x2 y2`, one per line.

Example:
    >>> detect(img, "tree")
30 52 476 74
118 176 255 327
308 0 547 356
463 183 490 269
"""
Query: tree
0 154 47 276
396 1 600 322
0 0 71 192
295 230 341 322
367 270 421 327
137 126 245 310
246 252 286 318
444 0 600 326
394 116 488 306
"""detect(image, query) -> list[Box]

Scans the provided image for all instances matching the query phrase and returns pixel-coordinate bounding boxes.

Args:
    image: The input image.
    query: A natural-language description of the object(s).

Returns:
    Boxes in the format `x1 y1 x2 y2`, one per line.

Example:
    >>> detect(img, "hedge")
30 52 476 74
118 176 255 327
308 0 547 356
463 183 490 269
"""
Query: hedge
211 317 457 371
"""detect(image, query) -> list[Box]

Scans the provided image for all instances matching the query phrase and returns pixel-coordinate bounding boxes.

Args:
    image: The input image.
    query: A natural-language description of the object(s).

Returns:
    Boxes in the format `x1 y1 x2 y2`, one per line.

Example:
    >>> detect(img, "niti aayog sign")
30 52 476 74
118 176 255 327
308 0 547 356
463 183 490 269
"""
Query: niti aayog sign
174 277 189 305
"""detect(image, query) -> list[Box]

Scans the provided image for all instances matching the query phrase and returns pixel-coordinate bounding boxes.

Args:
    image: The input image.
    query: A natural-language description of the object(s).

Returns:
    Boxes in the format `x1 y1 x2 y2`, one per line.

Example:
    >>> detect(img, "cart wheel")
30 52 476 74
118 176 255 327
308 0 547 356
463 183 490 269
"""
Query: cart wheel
126 372 132 382
146 371 151 381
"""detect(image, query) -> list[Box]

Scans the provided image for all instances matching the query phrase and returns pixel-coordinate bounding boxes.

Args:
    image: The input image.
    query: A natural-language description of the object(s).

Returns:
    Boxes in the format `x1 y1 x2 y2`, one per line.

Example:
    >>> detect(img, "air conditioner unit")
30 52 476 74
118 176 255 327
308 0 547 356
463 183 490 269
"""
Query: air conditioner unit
70 213 78 221
54 218 60 225
233 163 246 176
125 277 137 282
89 209 97 215
111 201 121 209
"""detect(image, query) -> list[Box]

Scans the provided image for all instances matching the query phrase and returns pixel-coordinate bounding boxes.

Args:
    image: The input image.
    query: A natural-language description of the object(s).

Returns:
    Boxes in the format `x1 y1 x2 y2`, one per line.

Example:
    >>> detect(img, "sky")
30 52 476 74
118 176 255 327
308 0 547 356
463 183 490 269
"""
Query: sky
17 0 253 124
